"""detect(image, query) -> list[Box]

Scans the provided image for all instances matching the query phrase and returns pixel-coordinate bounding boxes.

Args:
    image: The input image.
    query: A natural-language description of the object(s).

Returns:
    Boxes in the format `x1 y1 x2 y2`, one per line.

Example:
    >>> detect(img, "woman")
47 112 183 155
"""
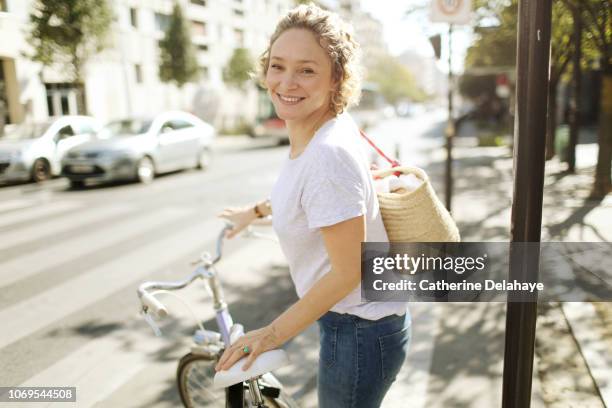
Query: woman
216 4 410 407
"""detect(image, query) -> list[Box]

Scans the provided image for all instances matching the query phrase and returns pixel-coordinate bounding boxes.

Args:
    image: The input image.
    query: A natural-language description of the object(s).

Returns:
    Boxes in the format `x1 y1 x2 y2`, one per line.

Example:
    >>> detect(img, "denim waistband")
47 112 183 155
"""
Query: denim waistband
318 310 408 328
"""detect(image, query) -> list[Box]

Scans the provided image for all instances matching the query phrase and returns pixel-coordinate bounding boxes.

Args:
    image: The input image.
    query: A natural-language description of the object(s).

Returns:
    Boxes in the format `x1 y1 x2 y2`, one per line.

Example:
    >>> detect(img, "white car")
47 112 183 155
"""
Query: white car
61 111 216 187
0 116 101 183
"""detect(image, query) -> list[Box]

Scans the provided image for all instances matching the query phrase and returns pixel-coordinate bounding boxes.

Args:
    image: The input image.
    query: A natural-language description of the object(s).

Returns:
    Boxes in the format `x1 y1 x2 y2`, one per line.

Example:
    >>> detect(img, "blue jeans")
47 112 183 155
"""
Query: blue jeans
317 311 411 408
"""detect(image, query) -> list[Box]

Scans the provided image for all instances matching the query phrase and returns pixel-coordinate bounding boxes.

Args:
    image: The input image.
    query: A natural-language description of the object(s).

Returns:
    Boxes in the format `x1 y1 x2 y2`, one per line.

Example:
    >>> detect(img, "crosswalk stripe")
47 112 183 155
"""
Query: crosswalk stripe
0 207 194 288
0 198 36 214
0 217 219 349
0 201 82 230
0 204 133 252
16 238 284 406
18 318 175 408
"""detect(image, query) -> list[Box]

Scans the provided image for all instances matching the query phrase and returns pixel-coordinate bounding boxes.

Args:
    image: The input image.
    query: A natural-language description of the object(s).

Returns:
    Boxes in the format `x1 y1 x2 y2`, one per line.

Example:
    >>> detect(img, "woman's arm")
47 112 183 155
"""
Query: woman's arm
216 214 365 371
218 198 272 238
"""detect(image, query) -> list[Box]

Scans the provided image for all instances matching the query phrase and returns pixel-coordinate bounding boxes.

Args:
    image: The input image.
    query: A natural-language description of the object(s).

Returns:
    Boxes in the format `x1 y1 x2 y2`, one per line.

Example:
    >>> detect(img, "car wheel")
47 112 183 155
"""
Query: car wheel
196 147 212 170
31 159 51 183
69 180 85 189
136 157 155 184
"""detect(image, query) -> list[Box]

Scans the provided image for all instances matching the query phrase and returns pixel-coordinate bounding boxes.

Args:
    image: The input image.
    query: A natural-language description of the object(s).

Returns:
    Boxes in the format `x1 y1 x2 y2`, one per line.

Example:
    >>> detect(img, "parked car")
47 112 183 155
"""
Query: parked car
0 116 101 183
61 111 215 188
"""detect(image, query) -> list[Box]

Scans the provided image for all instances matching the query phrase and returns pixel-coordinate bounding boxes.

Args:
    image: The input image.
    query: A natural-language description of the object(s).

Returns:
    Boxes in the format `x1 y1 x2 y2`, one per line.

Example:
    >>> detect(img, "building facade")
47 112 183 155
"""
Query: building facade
0 0 292 130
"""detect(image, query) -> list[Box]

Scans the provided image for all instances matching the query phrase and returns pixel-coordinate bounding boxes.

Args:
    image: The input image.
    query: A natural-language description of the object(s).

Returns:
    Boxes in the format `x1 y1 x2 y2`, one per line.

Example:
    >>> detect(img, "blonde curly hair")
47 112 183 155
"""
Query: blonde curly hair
257 3 362 115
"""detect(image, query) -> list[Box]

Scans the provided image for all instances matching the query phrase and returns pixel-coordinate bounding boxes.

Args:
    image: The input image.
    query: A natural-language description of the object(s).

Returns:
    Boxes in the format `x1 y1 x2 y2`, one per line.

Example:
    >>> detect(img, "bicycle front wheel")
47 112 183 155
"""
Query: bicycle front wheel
177 353 296 408
178 352 227 407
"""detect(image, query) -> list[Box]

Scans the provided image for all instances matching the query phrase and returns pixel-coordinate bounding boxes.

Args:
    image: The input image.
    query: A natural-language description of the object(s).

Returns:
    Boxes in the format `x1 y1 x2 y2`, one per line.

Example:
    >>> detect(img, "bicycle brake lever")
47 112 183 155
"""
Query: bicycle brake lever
141 310 162 337
191 252 213 266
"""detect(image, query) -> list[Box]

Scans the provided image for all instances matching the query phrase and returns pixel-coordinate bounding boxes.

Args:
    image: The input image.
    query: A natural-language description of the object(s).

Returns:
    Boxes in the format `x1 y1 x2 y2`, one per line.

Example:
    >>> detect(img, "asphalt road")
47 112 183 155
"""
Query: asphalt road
0 135 300 407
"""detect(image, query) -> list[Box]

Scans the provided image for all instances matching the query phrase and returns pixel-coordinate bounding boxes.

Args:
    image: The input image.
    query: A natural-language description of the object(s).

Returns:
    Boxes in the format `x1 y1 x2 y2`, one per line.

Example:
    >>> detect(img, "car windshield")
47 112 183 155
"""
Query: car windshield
1 122 53 141
98 119 152 138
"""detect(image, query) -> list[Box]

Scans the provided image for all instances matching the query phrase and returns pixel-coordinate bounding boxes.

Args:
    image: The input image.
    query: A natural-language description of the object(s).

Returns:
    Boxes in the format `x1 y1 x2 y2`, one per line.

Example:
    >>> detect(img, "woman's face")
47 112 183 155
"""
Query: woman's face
265 28 337 123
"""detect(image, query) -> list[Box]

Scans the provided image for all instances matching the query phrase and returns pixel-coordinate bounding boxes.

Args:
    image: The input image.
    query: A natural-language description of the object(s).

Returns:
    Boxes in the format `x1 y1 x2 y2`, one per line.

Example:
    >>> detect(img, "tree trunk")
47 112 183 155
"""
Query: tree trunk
545 80 558 160
566 3 582 173
72 52 88 115
591 72 612 197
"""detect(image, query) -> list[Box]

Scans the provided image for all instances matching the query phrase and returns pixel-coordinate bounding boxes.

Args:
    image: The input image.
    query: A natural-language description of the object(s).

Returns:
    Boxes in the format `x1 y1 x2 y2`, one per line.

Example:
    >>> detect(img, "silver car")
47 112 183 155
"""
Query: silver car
61 111 215 188
0 116 101 183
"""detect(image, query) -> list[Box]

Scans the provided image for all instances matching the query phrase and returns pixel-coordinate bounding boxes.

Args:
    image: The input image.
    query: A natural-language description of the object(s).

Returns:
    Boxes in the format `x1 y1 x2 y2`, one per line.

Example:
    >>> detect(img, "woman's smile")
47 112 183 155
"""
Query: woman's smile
276 93 306 105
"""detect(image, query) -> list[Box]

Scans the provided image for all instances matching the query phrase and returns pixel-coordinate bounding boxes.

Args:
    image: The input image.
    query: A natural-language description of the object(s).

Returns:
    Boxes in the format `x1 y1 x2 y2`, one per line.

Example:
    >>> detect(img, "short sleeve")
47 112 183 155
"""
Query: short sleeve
301 150 366 229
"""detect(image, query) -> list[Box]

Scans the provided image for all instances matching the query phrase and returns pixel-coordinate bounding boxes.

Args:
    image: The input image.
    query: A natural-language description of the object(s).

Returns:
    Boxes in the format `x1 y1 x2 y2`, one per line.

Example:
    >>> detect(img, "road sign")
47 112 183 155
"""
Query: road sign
430 0 472 25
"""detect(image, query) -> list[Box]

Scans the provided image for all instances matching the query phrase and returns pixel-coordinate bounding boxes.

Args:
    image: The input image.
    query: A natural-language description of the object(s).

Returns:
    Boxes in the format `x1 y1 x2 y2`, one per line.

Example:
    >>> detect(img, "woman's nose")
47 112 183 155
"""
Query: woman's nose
280 72 298 90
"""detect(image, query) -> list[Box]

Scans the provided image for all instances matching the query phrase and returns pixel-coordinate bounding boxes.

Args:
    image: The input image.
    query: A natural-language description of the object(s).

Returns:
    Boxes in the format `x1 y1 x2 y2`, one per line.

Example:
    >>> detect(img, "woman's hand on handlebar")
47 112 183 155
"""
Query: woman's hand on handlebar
218 206 256 239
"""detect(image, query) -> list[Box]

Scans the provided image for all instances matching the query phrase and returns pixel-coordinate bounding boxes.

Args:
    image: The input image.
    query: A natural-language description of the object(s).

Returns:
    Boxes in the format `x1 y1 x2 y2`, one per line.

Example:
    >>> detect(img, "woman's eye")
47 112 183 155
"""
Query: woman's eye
302 69 315 74
270 64 283 70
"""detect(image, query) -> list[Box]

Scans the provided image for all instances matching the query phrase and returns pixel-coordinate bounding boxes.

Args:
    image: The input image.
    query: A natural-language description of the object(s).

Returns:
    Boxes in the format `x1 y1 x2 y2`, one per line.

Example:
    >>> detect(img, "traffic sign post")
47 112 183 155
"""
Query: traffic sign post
429 0 472 212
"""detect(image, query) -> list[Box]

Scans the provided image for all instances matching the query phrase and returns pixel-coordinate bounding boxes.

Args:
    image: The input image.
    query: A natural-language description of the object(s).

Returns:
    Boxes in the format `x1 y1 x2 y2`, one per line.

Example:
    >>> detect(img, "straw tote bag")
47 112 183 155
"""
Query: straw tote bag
360 130 460 243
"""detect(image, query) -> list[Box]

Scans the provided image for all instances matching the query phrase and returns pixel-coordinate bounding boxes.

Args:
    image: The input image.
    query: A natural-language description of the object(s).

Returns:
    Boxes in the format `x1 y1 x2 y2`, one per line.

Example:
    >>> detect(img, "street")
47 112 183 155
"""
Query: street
0 132 296 407
1 111 609 408
0 112 451 408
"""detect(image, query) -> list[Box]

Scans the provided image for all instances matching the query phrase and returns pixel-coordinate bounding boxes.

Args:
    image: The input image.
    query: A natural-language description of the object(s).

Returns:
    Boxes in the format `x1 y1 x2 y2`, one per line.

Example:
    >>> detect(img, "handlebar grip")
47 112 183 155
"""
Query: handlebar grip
141 292 168 318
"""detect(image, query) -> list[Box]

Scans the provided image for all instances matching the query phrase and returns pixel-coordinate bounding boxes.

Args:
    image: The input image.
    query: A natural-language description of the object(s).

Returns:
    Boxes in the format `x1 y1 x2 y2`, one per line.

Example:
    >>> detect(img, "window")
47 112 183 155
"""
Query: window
45 83 84 115
130 8 138 28
0 0 7 12
197 44 209 52
56 126 75 141
155 12 170 32
191 0 206 6
233 8 244 16
135 64 143 83
234 29 244 46
169 119 194 130
191 21 206 36
73 122 96 135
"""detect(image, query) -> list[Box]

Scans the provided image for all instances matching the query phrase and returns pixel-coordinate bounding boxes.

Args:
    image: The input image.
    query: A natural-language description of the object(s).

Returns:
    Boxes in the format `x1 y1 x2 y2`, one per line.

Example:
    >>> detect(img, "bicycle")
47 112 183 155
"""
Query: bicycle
137 223 298 408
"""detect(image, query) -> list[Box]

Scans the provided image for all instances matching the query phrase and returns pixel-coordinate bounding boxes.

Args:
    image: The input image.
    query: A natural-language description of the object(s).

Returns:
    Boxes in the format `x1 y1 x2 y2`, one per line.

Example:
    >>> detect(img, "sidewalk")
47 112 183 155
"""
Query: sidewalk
414 122 610 408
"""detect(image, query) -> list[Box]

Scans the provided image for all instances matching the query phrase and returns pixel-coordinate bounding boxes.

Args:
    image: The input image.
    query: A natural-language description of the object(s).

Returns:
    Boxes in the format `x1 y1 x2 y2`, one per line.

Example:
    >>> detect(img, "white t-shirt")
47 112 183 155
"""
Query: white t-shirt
270 113 407 320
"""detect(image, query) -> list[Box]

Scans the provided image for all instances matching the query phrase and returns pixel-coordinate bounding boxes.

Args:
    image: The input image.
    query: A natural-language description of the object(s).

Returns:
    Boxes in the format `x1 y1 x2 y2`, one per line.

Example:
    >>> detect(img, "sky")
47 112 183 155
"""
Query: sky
359 0 475 74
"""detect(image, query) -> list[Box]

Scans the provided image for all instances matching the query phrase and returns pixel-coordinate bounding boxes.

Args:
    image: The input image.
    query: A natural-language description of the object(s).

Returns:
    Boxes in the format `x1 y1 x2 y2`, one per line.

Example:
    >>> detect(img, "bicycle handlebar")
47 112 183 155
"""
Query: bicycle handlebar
137 222 276 321
137 223 231 298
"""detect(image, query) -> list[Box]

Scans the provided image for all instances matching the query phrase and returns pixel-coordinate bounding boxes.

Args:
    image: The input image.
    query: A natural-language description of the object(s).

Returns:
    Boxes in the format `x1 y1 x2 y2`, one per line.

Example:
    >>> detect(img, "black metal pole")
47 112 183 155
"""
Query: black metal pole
502 1 553 407
445 23 454 212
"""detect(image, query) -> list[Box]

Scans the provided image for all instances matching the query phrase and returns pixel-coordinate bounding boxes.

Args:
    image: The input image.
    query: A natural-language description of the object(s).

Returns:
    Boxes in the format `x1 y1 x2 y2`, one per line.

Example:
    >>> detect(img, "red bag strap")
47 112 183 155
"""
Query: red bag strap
359 130 400 167
359 130 402 177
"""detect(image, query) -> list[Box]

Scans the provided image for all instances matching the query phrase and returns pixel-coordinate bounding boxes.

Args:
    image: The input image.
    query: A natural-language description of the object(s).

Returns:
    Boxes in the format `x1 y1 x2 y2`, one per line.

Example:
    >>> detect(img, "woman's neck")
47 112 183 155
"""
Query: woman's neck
286 108 336 159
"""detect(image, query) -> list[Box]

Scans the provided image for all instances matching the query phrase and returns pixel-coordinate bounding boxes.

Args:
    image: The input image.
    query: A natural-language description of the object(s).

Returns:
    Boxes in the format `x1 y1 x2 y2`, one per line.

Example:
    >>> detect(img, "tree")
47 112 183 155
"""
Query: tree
294 0 321 5
28 0 113 113
465 0 577 160
466 0 611 196
159 3 199 87
367 54 427 105
578 0 612 197
223 48 254 89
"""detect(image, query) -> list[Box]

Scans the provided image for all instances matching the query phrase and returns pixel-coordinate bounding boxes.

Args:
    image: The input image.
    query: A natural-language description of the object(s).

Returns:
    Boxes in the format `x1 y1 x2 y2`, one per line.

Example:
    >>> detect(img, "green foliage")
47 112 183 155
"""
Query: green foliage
465 0 609 74
565 0 612 72
223 48 254 89
28 0 113 82
367 54 427 105
159 3 199 87
464 1 518 69
294 0 320 5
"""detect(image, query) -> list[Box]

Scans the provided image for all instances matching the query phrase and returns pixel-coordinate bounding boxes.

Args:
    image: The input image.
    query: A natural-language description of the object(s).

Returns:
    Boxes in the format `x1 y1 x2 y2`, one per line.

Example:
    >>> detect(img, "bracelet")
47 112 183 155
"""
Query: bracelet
253 203 265 218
